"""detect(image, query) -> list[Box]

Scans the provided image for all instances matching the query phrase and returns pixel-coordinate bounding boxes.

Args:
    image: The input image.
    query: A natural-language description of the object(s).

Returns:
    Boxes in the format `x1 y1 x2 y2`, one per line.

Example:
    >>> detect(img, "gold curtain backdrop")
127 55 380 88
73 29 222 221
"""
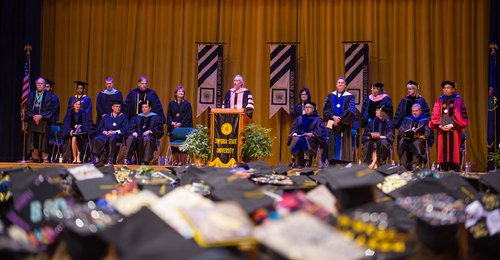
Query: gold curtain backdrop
41 0 489 171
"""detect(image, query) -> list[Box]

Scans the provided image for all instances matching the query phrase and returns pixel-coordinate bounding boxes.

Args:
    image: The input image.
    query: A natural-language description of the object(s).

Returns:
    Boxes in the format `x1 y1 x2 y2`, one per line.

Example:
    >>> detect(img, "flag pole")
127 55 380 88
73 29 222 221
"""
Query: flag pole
19 44 32 163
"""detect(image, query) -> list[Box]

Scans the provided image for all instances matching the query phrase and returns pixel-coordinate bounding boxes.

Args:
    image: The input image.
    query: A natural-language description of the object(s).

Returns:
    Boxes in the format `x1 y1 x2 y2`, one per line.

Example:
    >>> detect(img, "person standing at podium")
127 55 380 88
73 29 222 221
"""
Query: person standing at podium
222 75 254 119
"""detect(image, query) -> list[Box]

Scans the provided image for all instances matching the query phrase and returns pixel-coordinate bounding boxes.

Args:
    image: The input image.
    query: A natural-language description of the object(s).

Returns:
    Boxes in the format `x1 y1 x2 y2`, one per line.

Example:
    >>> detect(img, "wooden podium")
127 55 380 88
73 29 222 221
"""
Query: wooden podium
209 108 252 167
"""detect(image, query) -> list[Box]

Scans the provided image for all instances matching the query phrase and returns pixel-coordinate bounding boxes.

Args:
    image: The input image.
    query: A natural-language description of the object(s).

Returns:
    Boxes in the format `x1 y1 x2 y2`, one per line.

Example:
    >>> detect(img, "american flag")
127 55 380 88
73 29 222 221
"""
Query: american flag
21 45 32 108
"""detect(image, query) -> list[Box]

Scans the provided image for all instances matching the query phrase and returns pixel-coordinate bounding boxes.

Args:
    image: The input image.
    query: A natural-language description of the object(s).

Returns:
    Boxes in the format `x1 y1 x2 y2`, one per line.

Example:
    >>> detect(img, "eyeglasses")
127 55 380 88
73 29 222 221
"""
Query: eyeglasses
304 106 314 109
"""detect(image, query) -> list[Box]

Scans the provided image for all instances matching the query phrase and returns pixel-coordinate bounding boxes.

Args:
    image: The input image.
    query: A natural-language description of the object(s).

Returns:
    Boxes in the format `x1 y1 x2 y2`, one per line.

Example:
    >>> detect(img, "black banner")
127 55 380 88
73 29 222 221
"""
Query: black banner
210 113 239 166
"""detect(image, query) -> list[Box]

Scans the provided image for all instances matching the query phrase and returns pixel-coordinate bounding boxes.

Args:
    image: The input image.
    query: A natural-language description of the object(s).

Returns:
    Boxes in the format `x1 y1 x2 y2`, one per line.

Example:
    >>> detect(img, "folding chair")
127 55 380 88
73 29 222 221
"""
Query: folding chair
48 124 63 162
167 127 195 166
461 132 467 171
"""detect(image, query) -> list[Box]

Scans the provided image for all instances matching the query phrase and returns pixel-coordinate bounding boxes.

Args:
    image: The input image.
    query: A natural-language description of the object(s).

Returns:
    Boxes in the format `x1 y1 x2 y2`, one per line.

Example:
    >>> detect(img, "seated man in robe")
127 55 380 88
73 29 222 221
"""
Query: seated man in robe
398 103 431 170
92 100 128 164
123 101 164 165
288 101 328 168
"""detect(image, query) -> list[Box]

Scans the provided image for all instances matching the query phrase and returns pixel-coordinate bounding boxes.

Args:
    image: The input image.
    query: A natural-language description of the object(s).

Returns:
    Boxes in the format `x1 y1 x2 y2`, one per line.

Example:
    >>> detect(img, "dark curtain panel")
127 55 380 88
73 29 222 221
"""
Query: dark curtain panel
0 0 41 162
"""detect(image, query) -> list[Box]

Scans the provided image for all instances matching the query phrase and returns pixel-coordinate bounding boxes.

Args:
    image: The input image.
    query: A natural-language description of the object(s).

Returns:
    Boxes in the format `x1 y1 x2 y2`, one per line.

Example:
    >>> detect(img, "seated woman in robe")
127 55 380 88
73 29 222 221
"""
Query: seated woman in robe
288 101 328 168
62 100 91 163
362 107 394 169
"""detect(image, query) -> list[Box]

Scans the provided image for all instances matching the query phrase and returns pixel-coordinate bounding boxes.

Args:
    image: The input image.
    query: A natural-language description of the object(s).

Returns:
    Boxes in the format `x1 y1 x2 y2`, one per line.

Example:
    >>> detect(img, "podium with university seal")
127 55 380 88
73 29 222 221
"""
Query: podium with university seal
209 108 252 167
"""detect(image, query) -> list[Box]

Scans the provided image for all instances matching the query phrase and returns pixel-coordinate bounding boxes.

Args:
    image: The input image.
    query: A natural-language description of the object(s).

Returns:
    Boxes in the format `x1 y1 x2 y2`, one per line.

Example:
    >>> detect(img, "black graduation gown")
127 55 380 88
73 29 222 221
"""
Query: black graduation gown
123 88 166 124
124 113 164 163
361 95 393 128
166 99 193 133
323 91 357 162
51 93 61 123
288 114 328 160
61 110 91 162
67 95 93 121
362 118 395 165
24 90 57 153
394 95 434 147
96 89 123 125
397 115 431 169
93 113 129 161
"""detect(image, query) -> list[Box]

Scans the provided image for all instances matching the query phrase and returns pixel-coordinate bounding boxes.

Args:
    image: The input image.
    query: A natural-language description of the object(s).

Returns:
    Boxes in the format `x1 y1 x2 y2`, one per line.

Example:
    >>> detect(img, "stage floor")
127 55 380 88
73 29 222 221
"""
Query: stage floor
0 162 177 171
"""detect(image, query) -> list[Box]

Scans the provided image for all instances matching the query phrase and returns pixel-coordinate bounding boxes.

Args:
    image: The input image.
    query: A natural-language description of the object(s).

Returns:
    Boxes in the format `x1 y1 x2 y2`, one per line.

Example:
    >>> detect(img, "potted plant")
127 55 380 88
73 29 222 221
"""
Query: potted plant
180 124 211 166
241 124 274 162
488 144 500 169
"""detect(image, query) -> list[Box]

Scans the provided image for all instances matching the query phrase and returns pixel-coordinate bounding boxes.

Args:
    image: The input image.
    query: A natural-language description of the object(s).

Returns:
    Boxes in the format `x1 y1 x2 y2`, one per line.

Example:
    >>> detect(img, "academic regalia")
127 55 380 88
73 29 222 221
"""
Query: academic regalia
124 112 164 164
96 89 123 125
323 91 357 163
361 94 393 127
51 93 60 123
92 112 128 163
123 88 166 124
222 87 254 118
397 115 431 170
394 95 431 128
67 95 93 121
61 110 91 162
24 90 57 157
290 102 318 120
362 117 395 165
166 99 193 133
429 93 468 171
288 113 328 166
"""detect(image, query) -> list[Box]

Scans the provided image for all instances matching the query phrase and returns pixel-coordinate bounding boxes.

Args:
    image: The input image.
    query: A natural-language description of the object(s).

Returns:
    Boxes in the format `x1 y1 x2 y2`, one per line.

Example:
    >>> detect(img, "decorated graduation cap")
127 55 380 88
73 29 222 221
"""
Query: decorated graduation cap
370 82 385 89
100 207 219 259
396 193 467 255
441 80 457 89
406 80 419 89
74 80 88 88
480 171 500 194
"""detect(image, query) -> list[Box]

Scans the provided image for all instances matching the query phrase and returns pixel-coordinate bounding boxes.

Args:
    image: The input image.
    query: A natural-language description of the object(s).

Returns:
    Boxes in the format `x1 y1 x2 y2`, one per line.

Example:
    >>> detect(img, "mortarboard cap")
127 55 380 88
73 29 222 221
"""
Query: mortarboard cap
74 81 88 88
45 79 55 86
370 82 384 88
254 211 366 259
303 101 317 109
73 174 118 201
8 166 66 203
480 172 500 194
111 100 123 106
441 80 457 89
465 193 500 259
406 80 419 89
180 201 255 247
322 165 384 211
273 164 292 175
375 164 407 176
100 207 210 260
138 100 151 107
396 193 466 255
211 181 277 214
439 174 479 204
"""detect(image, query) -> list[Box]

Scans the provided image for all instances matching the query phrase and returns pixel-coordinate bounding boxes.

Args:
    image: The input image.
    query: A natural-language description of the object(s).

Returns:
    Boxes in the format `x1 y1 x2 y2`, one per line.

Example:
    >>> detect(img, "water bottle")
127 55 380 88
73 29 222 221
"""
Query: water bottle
391 160 395 166
431 162 436 171
158 156 164 166
324 159 329 168
58 154 63 163
465 162 472 173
